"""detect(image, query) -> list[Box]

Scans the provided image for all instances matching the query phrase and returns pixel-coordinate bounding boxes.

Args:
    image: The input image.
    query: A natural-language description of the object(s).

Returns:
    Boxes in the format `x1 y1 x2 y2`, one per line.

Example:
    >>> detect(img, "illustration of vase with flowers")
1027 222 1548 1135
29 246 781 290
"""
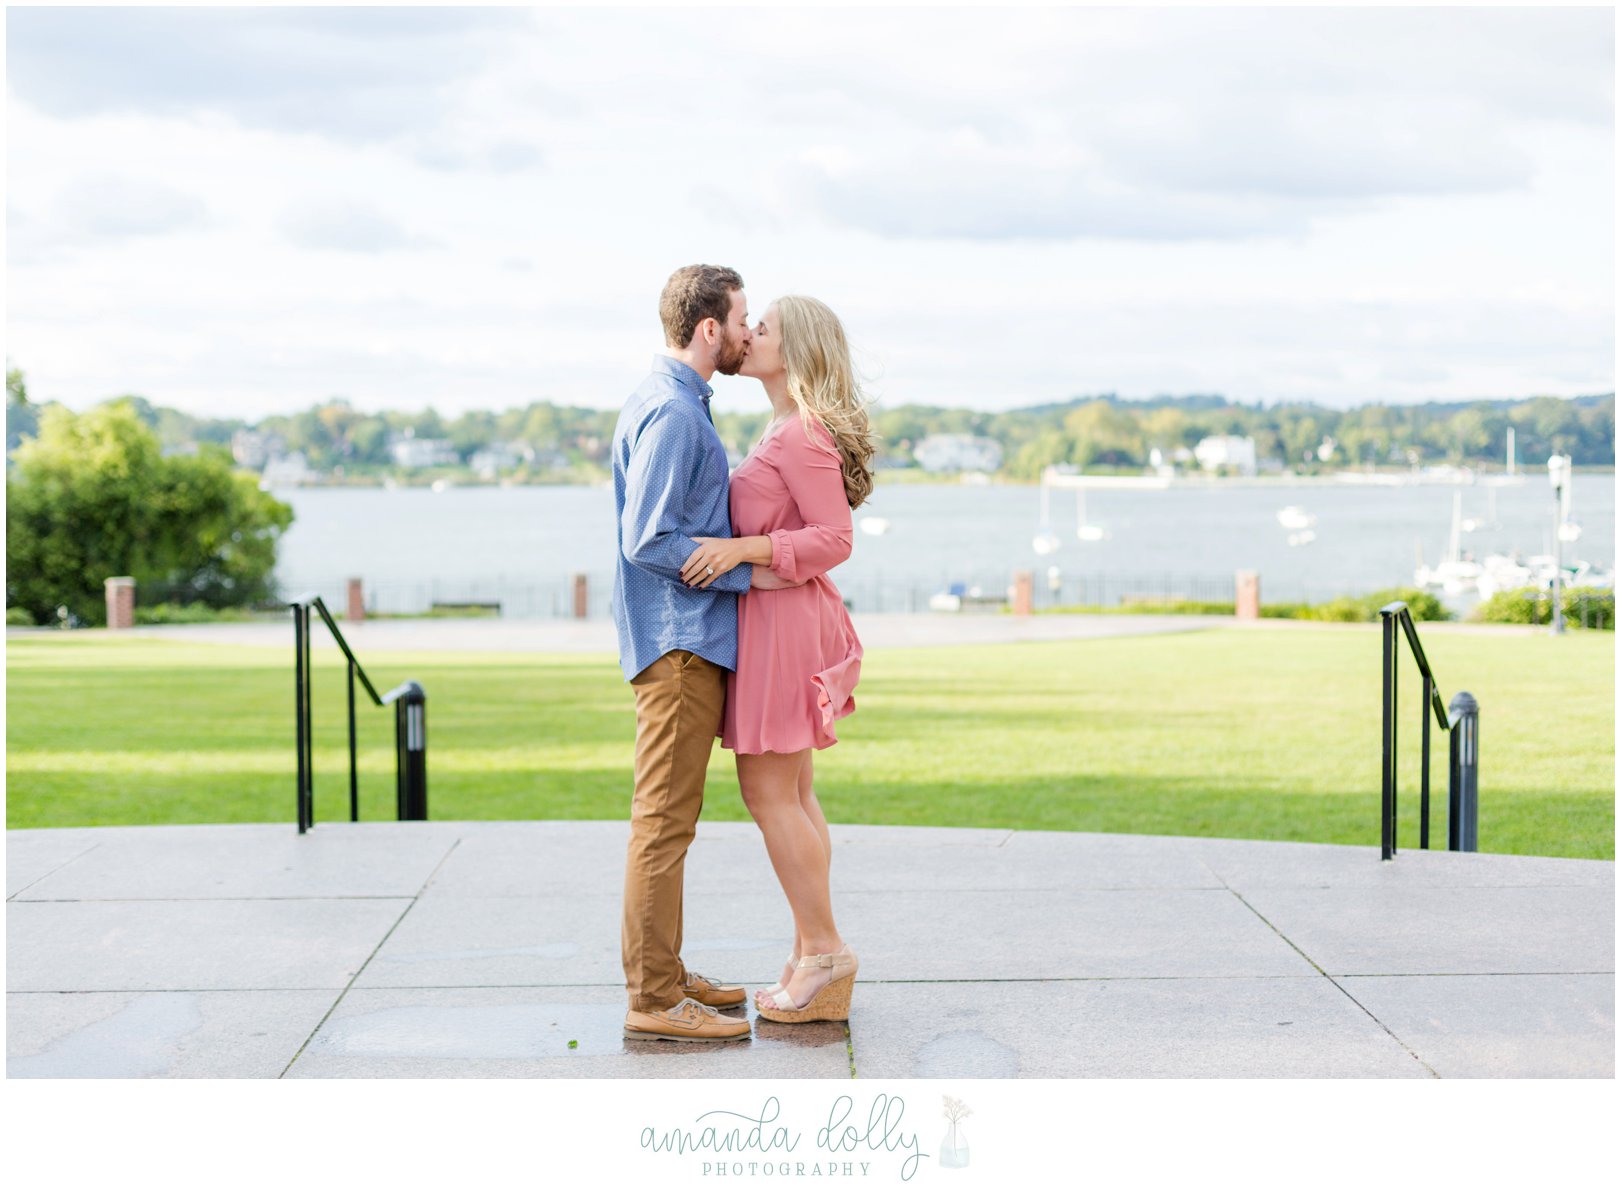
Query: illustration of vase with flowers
939 1095 972 1169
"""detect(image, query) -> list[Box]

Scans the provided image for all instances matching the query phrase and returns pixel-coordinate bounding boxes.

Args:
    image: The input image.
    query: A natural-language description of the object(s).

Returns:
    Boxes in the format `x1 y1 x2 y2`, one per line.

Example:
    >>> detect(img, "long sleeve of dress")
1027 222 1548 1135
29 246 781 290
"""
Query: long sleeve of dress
767 419 853 584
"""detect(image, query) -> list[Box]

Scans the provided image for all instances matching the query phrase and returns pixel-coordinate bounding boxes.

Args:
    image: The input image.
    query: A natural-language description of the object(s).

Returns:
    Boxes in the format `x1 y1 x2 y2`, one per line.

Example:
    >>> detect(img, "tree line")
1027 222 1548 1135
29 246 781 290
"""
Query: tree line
9 366 1613 484
884 391 1613 476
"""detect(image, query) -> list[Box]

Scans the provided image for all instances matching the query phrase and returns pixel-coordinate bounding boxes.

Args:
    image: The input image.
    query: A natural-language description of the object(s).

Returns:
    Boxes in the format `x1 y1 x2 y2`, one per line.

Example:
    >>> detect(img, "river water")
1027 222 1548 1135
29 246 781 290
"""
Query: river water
271 474 1614 617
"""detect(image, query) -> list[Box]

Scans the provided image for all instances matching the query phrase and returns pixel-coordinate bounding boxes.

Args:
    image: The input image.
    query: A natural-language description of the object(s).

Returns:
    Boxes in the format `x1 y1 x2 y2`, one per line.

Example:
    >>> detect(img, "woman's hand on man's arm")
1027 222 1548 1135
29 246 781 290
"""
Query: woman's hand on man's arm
680 535 774 589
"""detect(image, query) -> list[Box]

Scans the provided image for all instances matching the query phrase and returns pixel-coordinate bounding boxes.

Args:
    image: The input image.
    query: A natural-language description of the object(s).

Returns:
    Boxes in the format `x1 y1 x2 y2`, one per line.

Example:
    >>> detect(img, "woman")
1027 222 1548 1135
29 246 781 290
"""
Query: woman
678 295 875 1024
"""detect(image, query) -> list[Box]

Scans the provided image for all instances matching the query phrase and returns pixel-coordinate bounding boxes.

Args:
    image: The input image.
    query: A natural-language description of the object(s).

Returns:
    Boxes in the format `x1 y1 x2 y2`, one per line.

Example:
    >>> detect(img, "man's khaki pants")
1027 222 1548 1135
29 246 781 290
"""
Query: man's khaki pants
623 648 727 1012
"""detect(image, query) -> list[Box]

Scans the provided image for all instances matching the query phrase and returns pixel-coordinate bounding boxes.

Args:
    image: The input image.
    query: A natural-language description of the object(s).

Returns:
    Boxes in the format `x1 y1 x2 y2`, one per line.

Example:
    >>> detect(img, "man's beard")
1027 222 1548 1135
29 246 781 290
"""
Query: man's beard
714 329 748 376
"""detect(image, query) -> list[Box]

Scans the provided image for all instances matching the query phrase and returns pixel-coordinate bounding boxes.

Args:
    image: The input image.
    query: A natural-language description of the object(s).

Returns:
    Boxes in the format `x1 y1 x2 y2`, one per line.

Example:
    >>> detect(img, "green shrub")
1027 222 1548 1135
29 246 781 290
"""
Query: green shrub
7 606 35 626
1115 598 1236 615
1360 587 1450 621
1474 588 1547 626
1472 587 1615 630
6 400 293 625
369 604 503 620
1040 587 1453 622
1035 599 1235 616
1285 587 1450 624
1297 596 1369 622
1259 603 1310 619
133 602 261 626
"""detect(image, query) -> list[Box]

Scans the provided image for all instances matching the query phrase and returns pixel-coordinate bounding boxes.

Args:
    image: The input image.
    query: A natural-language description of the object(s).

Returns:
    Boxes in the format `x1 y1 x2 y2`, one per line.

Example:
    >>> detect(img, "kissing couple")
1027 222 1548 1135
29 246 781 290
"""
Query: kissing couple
611 264 875 1042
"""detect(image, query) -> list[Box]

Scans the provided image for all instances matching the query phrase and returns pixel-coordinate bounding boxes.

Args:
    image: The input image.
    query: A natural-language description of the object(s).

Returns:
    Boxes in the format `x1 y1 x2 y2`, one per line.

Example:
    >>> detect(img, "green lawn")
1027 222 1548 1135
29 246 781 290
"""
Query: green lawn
4 626 1613 858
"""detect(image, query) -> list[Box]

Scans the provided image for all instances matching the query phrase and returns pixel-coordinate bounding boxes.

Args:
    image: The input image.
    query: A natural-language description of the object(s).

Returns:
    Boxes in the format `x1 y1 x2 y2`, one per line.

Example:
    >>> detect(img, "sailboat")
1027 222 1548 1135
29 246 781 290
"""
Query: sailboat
1460 485 1495 532
1032 477 1061 555
1074 489 1108 541
1554 464 1582 542
1414 490 1482 595
1035 465 1169 555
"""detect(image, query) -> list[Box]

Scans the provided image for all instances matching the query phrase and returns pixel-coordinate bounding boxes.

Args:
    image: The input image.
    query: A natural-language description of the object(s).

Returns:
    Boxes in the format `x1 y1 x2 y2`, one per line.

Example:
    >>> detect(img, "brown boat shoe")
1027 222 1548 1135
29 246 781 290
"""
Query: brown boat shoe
680 969 747 1009
624 997 752 1043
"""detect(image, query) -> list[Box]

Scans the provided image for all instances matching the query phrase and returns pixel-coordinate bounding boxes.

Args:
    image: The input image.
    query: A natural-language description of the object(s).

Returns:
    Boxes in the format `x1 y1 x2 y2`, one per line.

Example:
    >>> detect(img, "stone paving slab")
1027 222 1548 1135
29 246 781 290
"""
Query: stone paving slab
824 831 1224 893
7 898 410 992
286 986 851 1080
841 888 1318 981
416 821 638 897
1183 834 1616 890
6 829 104 897
1234 884 1614 976
1337 974 1615 1078
10 822 459 901
357 891 803 989
848 977 1432 1079
7 989 340 1078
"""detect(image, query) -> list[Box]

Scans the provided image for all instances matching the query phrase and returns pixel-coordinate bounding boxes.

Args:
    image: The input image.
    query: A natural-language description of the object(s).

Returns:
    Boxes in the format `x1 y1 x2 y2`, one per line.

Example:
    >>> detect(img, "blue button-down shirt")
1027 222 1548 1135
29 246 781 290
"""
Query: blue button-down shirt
611 355 753 681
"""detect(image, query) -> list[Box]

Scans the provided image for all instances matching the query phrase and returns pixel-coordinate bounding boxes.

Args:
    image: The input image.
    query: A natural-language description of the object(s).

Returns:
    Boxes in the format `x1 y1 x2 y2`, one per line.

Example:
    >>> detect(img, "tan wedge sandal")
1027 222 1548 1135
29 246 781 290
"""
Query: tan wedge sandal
756 944 858 1023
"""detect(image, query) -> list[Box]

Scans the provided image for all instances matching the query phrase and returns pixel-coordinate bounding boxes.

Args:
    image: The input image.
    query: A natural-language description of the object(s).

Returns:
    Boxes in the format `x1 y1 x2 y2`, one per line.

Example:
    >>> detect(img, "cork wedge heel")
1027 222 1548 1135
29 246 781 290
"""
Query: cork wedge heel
755 944 858 1023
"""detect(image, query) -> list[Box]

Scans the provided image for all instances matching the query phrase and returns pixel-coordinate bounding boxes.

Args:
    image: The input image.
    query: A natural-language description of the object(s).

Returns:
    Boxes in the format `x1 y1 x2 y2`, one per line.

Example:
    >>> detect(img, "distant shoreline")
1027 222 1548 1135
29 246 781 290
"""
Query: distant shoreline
263 465 1615 493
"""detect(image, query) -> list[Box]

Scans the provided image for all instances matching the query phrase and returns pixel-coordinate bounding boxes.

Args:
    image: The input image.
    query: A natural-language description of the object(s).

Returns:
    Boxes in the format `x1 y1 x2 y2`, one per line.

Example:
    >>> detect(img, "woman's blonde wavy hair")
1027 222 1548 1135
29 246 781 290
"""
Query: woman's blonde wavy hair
775 295 876 510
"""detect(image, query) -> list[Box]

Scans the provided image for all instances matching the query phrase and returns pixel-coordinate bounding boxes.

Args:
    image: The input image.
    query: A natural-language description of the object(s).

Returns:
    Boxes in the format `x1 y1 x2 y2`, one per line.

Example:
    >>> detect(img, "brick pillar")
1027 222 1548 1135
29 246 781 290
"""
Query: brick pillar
346 577 365 623
1235 570 1261 620
1011 570 1034 616
572 573 589 619
105 576 136 629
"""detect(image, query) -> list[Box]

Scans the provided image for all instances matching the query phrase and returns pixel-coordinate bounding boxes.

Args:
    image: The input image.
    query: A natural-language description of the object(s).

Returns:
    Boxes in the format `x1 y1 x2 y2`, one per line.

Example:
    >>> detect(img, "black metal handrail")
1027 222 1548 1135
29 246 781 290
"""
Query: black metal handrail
1379 601 1478 861
291 594 427 833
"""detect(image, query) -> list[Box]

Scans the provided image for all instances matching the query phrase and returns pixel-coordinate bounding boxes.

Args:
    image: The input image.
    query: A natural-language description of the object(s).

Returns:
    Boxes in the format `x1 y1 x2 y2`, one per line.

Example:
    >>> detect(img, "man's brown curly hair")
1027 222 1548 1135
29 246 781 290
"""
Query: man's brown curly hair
659 264 744 348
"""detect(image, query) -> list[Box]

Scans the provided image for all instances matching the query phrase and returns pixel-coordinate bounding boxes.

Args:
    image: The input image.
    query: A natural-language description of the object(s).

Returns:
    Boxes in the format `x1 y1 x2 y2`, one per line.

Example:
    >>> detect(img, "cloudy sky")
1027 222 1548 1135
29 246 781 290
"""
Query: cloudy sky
5 5 1614 419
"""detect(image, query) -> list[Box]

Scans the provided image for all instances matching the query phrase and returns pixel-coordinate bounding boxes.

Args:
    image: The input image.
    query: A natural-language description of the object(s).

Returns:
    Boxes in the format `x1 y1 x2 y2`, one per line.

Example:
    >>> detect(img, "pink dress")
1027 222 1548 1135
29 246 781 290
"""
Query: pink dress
720 415 864 754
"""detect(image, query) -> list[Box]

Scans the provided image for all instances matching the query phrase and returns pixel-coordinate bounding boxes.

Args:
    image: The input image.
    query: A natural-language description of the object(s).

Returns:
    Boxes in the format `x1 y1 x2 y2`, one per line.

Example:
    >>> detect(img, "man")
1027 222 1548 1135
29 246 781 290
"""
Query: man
612 263 761 1042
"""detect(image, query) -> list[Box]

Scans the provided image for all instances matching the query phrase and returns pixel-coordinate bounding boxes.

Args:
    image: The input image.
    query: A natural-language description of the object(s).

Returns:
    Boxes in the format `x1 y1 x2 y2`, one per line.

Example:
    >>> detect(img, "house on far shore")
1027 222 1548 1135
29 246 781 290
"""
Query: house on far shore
469 440 532 478
261 451 315 488
1193 434 1257 477
388 430 460 468
232 429 284 470
913 433 1004 473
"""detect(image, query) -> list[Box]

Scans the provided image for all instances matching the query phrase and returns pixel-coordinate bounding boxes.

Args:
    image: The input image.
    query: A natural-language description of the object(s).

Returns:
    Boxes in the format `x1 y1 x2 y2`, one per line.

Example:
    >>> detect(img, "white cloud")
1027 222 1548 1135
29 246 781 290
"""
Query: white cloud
768 8 1581 243
8 173 210 264
55 174 210 239
412 137 546 174
3 6 1611 417
778 137 1334 242
4 6 525 142
278 199 439 253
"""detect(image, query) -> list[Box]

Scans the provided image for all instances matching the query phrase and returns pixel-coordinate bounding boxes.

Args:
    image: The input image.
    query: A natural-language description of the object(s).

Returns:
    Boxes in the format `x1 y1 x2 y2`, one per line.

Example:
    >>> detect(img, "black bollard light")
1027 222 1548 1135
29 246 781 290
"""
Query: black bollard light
394 681 428 820
1447 691 1479 852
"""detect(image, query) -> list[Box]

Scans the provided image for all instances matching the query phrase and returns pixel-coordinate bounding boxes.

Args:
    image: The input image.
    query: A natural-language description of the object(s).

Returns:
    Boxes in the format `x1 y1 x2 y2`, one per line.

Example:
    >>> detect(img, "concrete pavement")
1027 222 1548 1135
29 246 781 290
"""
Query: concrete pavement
13 611 1547 655
58 611 1234 653
8 821 1612 1078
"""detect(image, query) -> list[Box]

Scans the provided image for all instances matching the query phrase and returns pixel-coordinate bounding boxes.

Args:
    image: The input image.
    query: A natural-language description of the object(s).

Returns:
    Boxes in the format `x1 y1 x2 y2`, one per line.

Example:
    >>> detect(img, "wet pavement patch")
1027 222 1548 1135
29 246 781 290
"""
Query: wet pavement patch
9 993 204 1078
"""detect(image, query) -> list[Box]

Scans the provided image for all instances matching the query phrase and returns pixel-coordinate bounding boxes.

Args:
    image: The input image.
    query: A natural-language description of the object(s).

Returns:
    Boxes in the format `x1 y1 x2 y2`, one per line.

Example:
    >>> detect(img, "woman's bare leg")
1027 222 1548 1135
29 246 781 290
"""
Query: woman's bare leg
799 751 832 874
738 749 843 1007
771 752 833 987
